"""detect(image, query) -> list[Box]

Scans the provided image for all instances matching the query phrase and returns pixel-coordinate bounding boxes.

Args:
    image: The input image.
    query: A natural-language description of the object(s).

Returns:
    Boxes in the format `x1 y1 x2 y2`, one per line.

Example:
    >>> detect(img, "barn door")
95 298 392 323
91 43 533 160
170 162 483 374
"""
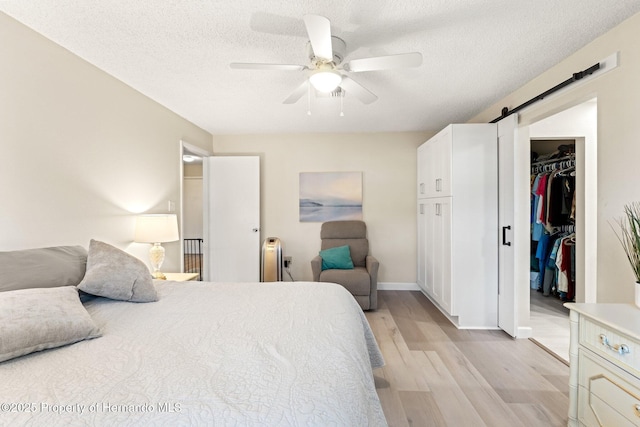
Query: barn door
497 115 518 337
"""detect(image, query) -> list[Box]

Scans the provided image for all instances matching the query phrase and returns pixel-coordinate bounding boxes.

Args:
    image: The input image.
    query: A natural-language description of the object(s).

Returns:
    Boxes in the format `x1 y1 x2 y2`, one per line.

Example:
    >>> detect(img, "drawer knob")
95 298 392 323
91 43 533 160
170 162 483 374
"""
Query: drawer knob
600 334 630 355
635 404 640 418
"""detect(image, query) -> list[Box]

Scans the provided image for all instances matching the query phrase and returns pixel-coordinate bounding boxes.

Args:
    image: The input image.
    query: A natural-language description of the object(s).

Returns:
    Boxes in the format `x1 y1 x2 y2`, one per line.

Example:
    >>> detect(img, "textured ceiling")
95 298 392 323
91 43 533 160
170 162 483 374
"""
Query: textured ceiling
2 1 640 134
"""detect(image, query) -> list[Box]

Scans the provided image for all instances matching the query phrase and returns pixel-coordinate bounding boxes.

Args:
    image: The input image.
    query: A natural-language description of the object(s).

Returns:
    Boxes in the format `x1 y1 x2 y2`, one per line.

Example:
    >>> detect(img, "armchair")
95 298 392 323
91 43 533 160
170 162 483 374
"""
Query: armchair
311 220 379 310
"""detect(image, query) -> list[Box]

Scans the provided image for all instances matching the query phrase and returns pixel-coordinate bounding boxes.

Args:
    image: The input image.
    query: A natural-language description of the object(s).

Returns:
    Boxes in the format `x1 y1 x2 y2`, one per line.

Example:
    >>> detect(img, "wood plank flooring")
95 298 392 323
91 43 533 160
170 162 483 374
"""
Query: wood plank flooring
365 291 569 427
529 289 570 364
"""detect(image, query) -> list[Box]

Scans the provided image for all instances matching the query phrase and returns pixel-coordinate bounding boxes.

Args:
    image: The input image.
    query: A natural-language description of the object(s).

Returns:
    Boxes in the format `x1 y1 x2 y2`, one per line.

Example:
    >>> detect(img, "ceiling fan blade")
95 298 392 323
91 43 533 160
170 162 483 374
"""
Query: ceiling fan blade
343 52 422 72
339 77 378 104
303 14 333 61
230 63 307 71
283 80 310 104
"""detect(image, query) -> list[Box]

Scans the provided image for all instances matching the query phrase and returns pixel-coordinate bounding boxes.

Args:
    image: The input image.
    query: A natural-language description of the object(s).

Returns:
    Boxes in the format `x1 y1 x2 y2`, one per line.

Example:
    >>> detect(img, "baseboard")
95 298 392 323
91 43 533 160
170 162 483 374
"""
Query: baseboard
378 282 420 291
517 326 533 339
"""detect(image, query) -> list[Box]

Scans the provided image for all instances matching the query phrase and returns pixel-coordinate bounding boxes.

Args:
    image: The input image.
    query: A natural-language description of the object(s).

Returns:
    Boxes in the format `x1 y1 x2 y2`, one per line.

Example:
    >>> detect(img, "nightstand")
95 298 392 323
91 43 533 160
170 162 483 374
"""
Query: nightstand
164 272 199 282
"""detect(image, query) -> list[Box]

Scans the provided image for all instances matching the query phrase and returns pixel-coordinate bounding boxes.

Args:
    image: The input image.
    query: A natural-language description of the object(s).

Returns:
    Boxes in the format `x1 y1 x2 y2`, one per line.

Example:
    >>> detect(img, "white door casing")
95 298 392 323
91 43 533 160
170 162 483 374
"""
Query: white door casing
180 140 212 273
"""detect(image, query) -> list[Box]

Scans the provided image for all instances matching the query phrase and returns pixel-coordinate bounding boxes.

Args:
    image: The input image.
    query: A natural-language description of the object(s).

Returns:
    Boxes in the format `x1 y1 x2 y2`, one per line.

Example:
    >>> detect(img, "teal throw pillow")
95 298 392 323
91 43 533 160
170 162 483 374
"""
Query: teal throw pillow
319 245 354 271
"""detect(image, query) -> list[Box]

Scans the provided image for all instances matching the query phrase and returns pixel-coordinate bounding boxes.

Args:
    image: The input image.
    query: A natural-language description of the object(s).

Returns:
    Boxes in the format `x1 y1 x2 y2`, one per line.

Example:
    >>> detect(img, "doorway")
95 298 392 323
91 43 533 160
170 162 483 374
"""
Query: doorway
180 141 211 279
523 99 597 362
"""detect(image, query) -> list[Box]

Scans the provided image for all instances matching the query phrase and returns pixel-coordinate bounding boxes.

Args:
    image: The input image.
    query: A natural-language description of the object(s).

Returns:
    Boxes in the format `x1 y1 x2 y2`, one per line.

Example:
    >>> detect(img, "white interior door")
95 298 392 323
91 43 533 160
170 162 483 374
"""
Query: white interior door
498 115 518 337
203 156 260 282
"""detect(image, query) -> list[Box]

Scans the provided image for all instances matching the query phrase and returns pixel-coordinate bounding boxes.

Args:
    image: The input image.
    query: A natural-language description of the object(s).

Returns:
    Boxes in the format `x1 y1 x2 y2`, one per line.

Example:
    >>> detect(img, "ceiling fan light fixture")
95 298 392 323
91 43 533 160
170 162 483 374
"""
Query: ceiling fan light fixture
309 69 342 93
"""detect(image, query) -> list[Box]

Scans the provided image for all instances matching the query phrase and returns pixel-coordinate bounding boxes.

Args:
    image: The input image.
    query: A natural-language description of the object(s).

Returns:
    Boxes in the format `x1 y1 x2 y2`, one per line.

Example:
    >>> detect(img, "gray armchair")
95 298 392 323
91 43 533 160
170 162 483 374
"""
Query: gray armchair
311 220 379 310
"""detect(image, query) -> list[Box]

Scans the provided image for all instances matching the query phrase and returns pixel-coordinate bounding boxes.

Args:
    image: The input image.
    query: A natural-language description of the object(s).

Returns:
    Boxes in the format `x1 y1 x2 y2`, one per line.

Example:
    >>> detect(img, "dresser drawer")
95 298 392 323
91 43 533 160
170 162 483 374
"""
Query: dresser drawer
578 350 640 426
580 316 640 376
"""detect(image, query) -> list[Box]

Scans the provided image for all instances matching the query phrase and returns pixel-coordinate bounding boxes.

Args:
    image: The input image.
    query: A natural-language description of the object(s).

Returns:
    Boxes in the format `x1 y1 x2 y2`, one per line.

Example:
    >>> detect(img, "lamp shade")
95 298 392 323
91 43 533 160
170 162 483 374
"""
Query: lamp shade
309 70 342 93
134 214 179 243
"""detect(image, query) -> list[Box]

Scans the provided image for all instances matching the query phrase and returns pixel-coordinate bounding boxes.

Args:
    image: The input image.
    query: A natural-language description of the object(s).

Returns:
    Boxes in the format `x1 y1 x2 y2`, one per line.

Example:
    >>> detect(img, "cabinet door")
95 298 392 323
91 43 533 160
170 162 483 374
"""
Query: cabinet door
417 201 428 293
435 129 452 197
424 140 438 198
417 144 427 199
431 198 452 314
422 198 452 314
422 129 452 198
425 200 436 298
431 200 442 303
439 198 453 314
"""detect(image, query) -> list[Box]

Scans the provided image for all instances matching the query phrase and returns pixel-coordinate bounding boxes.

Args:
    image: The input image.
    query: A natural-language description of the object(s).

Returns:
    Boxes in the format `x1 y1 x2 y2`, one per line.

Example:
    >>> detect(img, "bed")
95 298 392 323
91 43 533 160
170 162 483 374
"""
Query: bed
0 241 386 426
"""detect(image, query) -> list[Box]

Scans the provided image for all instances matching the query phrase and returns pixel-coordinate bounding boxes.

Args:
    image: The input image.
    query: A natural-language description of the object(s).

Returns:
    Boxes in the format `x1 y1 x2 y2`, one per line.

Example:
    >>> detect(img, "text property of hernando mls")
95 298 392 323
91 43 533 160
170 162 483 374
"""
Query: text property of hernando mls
0 402 182 415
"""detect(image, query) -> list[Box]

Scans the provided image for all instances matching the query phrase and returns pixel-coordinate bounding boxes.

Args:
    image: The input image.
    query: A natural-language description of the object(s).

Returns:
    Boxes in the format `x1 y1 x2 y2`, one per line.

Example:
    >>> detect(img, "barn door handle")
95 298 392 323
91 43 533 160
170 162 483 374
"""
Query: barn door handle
502 226 512 246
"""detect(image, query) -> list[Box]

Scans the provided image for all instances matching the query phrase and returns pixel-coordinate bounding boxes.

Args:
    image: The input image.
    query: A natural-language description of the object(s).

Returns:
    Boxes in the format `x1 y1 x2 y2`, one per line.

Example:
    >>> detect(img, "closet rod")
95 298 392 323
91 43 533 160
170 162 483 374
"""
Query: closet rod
531 153 575 167
489 62 600 123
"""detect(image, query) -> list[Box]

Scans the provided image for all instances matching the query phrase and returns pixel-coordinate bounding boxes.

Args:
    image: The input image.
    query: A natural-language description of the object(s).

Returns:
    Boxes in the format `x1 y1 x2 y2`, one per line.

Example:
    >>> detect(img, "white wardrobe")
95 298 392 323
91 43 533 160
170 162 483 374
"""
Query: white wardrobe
417 124 498 328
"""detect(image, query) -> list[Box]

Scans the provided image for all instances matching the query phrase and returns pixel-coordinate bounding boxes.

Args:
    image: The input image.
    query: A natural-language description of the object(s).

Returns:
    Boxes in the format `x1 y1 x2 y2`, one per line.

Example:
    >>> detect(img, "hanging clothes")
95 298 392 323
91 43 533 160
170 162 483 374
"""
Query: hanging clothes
557 234 576 301
548 173 575 226
530 153 576 301
531 174 544 241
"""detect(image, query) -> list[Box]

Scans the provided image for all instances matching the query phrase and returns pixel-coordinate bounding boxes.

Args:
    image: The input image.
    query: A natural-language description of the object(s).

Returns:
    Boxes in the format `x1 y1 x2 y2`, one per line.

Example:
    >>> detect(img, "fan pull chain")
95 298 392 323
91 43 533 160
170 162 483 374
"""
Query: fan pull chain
307 83 311 116
340 89 344 117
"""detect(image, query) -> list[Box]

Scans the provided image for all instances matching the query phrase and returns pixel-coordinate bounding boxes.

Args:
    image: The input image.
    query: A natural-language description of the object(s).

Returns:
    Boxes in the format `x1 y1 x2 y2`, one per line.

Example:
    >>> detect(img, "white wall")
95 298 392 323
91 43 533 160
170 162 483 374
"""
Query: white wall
0 12 212 271
212 132 431 284
471 11 640 303
182 163 203 241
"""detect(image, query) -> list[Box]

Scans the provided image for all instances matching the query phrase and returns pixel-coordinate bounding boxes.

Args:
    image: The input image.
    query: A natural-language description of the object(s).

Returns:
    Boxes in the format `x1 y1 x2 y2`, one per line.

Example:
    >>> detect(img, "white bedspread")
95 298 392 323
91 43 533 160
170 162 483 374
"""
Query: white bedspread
0 281 386 426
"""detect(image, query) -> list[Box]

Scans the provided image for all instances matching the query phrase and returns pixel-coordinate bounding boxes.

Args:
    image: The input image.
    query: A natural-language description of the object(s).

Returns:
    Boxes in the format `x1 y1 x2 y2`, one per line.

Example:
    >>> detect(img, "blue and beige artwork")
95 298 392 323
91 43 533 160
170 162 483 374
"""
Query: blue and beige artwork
299 172 363 222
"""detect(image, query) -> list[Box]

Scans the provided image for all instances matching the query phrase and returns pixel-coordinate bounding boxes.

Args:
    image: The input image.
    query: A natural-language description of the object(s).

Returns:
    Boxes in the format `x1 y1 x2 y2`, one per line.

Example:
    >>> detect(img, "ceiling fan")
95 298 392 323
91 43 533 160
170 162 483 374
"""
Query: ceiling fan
230 14 423 105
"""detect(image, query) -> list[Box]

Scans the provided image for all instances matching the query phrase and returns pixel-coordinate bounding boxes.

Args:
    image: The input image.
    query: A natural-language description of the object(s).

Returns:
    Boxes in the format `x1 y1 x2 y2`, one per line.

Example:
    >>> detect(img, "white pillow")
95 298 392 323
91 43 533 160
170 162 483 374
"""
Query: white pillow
0 287 101 363
77 239 158 302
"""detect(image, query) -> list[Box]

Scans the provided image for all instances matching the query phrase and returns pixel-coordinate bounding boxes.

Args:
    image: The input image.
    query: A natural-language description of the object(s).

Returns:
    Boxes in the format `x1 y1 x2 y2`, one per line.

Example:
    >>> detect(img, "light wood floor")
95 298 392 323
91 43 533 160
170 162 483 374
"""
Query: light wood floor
365 291 569 427
529 289 570 364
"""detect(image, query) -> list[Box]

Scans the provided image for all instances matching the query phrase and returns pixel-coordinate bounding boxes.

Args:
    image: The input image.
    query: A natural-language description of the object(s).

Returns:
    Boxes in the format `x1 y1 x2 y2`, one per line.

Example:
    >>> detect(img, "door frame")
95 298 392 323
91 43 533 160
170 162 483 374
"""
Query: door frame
509 98 598 337
179 140 212 273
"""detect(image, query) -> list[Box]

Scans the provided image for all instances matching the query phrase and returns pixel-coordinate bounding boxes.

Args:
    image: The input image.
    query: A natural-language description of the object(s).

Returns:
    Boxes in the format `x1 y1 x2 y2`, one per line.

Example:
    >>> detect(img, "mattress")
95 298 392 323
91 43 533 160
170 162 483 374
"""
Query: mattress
0 281 386 426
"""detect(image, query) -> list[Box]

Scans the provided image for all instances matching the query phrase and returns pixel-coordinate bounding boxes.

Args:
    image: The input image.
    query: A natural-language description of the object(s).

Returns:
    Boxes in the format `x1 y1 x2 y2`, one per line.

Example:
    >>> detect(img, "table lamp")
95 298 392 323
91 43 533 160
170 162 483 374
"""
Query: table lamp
134 214 179 279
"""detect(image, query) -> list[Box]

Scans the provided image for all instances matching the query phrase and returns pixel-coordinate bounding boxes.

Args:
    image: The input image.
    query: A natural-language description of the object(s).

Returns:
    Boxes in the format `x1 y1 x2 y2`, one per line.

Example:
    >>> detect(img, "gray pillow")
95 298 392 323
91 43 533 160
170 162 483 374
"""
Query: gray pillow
77 239 158 303
0 286 101 363
0 245 87 292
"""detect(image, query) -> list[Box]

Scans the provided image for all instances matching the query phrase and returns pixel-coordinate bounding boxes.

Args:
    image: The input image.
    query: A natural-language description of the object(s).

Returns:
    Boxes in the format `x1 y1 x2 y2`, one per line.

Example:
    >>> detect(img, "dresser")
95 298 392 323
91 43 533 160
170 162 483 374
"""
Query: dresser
566 303 640 426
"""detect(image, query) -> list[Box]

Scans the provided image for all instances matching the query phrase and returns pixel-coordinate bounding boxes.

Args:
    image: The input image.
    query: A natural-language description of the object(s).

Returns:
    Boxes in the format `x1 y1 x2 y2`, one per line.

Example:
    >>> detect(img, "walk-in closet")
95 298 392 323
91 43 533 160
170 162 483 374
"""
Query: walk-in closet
529 139 576 362
523 98 597 364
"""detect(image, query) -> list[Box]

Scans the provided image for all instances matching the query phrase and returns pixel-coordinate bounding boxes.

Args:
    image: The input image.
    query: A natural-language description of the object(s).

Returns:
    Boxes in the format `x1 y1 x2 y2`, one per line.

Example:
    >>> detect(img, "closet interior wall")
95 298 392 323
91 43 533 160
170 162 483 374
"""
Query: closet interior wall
530 139 577 307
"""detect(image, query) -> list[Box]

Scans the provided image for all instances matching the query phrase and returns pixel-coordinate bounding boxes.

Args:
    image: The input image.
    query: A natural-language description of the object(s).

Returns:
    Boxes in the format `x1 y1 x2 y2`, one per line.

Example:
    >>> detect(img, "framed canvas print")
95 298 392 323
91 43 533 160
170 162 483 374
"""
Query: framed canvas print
299 172 362 222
